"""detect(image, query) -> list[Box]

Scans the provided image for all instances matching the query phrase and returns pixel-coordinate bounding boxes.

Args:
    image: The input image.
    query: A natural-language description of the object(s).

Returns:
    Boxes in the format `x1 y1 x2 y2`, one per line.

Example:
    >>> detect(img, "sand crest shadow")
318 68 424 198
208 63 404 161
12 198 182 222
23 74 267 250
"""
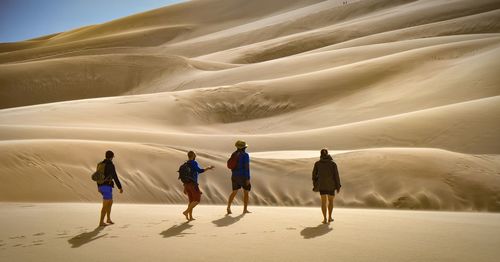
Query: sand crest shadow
212 214 245 227
68 227 107 248
300 224 332 239
160 222 194 238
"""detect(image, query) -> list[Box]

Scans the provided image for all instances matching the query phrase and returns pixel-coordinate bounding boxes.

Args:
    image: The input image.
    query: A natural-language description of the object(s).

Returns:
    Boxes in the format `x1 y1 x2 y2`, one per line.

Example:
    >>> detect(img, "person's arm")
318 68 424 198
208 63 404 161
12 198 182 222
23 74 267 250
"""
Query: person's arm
333 162 341 193
192 161 205 173
110 163 123 191
312 163 318 184
243 153 250 180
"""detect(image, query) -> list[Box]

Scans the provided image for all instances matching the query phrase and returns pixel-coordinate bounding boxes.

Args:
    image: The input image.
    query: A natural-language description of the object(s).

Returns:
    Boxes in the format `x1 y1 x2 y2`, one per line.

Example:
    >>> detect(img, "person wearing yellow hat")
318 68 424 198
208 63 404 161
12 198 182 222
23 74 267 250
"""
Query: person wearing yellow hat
226 140 251 214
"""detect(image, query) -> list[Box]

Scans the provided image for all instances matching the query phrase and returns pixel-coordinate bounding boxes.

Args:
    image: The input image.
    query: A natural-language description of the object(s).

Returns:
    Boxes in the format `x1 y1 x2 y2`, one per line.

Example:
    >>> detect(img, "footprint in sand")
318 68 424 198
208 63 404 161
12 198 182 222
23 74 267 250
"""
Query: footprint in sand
12 244 22 247
56 232 70 239
286 227 297 230
33 232 45 236
27 240 45 247
9 235 26 240
120 224 130 229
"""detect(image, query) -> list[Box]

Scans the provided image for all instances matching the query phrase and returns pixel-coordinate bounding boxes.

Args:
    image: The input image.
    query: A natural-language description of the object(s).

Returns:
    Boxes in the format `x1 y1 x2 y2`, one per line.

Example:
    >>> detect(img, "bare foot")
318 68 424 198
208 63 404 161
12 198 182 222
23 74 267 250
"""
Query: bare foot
189 217 196 221
182 211 189 221
243 210 251 214
227 208 232 214
322 220 327 224
99 223 108 227
106 221 115 225
328 218 334 223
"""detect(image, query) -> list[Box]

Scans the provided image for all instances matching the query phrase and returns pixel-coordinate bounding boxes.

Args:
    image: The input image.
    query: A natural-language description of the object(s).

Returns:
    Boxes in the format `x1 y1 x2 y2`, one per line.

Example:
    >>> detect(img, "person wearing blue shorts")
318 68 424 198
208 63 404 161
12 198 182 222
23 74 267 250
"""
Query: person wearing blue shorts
97 150 123 227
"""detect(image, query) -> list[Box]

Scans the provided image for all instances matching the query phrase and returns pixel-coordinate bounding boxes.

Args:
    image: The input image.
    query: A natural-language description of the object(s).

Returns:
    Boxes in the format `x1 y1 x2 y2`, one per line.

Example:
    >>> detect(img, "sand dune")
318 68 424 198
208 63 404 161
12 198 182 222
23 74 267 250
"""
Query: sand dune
1 0 499 212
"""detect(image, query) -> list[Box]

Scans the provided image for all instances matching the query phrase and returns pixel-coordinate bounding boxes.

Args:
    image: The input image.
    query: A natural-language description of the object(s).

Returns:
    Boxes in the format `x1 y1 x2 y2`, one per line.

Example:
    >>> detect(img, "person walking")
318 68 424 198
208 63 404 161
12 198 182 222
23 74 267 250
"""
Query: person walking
226 140 252 214
312 149 341 224
97 150 123 227
182 151 214 221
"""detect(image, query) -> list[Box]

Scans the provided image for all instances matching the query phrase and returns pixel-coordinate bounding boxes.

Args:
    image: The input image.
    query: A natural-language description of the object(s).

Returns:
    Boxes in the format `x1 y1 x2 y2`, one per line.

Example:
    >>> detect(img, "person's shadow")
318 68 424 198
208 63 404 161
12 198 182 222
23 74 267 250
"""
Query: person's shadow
68 226 107 248
300 224 333 239
212 214 245 227
160 222 194 238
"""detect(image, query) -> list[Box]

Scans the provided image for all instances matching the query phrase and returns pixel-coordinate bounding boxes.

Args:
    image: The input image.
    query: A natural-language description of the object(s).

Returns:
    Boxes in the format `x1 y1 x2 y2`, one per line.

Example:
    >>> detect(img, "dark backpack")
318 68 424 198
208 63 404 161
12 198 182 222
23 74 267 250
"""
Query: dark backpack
91 161 106 184
227 151 240 170
178 161 195 183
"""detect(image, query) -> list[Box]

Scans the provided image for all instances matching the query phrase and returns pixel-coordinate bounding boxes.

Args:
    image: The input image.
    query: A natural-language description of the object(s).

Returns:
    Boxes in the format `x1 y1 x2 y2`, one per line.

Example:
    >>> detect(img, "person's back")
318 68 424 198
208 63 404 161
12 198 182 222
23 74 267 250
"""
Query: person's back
231 150 250 179
314 155 340 192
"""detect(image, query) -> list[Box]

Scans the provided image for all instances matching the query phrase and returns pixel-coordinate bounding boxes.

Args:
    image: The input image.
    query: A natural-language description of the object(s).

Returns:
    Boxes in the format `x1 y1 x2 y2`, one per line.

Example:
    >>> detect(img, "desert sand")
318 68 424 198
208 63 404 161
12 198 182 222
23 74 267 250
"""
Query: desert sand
1 0 500 260
1 203 500 262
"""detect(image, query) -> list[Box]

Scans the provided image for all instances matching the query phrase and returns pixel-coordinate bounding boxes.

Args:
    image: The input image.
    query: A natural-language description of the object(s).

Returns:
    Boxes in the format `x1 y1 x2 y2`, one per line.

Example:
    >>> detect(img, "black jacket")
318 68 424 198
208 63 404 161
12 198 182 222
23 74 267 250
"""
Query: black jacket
312 155 341 191
97 159 122 189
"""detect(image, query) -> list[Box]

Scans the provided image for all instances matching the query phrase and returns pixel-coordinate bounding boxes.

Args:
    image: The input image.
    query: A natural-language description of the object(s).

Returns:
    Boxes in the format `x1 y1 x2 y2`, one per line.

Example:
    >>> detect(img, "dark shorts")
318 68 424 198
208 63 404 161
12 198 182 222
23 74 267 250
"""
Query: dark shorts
232 176 251 191
98 185 113 200
320 190 335 196
184 182 202 203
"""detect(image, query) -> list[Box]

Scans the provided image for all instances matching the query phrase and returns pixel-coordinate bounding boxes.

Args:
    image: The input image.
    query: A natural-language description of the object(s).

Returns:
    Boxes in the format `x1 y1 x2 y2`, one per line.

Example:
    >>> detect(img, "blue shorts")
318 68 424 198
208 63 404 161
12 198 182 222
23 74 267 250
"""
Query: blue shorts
98 185 113 200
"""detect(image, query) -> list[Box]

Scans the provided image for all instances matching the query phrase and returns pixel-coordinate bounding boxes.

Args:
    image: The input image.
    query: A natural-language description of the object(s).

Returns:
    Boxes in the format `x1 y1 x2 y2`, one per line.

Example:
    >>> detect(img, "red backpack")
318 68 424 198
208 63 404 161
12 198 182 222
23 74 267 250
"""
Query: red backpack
227 151 240 170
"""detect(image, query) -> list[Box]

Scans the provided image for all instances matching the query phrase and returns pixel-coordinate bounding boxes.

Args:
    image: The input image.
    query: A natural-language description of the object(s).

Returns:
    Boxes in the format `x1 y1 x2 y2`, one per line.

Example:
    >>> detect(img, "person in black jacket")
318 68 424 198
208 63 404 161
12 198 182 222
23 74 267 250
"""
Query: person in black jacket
312 149 341 224
97 150 123 226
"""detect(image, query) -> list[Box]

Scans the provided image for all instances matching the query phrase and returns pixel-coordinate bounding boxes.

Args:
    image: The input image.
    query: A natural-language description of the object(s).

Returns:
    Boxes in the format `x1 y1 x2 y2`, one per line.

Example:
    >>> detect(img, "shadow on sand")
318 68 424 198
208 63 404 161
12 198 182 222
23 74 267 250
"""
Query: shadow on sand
68 226 107 248
212 214 245 227
160 222 194 238
300 224 333 239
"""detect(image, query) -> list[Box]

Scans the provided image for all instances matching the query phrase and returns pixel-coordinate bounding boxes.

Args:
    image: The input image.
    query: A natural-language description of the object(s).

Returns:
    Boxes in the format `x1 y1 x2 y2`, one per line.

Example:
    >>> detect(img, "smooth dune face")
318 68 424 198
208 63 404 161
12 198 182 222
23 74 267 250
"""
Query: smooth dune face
1 0 499 211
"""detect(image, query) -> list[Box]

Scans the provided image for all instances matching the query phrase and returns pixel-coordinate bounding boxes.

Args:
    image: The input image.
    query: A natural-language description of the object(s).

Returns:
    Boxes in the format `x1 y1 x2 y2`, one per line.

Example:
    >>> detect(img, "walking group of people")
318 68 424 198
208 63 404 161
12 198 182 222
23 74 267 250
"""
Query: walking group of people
94 140 341 227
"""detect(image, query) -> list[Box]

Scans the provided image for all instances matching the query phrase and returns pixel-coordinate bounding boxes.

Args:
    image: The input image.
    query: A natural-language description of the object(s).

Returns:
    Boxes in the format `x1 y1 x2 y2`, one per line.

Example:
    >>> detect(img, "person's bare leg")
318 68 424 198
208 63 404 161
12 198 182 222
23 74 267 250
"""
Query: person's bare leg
188 201 199 220
99 200 107 226
106 200 114 224
321 195 327 224
328 195 335 222
243 190 251 213
183 201 190 220
227 190 238 214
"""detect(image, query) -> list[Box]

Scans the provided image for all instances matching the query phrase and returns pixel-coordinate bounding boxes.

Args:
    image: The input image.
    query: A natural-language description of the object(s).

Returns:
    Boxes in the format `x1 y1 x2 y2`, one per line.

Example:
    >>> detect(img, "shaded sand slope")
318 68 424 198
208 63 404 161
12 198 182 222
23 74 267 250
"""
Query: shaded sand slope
1 204 500 262
0 0 500 211
0 140 499 211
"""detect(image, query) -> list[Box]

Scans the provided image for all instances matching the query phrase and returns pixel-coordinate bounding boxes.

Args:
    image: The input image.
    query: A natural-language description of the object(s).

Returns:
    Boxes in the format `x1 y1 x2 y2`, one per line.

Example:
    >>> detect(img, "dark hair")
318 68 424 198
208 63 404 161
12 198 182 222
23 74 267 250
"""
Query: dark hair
105 150 114 159
187 151 196 159
320 148 328 157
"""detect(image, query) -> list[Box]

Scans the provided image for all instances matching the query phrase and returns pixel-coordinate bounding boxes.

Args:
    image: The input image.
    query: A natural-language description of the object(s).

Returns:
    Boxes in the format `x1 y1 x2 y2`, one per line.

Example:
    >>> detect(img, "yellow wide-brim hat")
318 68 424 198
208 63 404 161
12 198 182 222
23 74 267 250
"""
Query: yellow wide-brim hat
235 140 248 149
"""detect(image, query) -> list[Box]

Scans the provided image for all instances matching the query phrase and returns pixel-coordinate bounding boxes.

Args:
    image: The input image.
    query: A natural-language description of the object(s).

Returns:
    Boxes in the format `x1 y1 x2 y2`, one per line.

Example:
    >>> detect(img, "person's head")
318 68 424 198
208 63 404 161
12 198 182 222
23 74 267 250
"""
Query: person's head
188 151 196 160
320 148 329 157
235 140 248 150
105 150 114 159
